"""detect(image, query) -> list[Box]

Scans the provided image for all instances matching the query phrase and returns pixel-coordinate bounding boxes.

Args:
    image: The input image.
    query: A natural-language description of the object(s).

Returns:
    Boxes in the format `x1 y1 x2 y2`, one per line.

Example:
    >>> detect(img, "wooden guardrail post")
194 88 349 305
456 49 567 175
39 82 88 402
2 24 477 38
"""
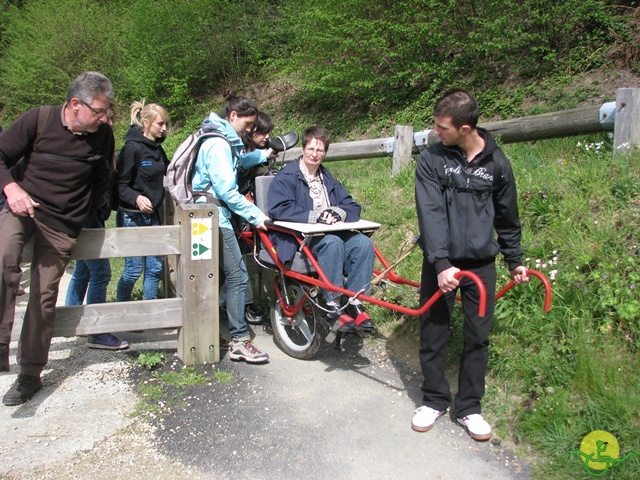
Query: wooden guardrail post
613 88 640 156
392 125 414 175
174 204 220 364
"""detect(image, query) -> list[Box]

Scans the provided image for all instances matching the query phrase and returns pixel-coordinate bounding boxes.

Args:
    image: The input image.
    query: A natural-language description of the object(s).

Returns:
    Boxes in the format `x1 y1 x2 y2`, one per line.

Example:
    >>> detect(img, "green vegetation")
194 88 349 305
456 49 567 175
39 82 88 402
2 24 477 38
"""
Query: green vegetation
135 351 165 370
1 0 638 132
1 1 639 478
134 353 234 418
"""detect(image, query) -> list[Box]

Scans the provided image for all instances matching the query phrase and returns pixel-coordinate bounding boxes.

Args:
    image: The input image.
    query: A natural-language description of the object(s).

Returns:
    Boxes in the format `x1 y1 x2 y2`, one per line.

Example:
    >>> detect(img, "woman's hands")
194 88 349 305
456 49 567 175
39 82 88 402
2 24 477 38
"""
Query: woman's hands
135 195 154 212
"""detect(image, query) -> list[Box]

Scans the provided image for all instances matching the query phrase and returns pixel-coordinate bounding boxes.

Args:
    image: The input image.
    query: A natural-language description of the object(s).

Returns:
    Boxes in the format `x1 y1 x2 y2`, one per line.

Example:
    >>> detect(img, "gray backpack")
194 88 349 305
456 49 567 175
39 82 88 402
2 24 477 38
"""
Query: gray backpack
163 130 234 204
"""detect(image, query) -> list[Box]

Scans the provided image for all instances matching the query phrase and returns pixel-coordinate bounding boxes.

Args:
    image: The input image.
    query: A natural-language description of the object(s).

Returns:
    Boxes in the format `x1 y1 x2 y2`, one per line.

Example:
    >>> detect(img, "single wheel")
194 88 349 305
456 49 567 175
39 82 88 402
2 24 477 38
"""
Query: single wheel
271 283 324 360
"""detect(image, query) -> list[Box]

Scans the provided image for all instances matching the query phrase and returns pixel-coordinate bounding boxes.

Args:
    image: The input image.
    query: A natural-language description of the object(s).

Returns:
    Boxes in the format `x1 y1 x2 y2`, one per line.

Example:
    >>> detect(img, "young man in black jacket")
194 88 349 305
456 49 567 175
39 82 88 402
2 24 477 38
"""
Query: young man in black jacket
413 89 529 441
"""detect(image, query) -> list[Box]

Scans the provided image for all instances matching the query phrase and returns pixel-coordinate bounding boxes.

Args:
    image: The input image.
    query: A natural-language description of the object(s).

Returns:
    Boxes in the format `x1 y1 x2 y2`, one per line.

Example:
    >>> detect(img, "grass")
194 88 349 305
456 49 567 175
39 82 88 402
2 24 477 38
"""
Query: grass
132 351 235 418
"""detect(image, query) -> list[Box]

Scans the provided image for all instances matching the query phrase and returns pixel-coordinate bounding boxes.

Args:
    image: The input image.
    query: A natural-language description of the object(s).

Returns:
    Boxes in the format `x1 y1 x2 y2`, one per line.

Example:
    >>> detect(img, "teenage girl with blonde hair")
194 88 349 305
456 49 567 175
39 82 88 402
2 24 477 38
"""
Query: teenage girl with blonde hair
115 100 170 303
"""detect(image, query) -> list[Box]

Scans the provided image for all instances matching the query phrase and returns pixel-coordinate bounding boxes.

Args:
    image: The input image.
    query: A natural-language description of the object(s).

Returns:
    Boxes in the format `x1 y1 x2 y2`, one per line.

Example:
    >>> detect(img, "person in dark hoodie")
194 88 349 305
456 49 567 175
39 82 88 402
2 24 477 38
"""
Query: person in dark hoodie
412 89 529 441
115 100 169 302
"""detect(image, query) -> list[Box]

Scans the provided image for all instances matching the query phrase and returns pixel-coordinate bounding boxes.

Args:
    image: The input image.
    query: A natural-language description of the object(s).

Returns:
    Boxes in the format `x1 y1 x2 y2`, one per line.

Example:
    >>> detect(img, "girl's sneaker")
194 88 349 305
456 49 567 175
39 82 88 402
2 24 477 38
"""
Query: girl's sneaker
229 340 269 364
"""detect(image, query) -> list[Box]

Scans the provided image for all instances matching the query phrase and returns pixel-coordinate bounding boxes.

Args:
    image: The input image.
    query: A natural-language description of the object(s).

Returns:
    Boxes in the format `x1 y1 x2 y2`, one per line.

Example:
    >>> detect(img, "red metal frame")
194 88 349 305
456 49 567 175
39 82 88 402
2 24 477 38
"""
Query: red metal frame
243 223 551 319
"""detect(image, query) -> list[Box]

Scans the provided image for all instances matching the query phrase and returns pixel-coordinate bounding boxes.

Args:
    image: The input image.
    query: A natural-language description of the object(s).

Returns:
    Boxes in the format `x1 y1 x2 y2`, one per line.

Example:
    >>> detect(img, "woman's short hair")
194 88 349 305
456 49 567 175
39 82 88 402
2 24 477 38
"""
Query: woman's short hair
301 126 331 151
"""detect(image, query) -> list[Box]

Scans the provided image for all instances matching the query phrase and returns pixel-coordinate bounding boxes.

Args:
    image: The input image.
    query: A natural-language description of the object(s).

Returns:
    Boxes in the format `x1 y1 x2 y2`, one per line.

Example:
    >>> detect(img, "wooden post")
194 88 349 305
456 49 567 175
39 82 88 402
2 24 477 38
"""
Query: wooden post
613 88 640 156
392 125 414 175
175 204 219 364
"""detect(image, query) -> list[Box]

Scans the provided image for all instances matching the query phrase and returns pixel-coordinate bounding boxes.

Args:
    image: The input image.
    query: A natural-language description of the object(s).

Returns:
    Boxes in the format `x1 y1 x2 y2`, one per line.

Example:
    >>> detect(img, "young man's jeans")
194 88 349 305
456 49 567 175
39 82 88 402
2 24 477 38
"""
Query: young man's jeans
220 227 250 341
65 259 111 305
116 210 163 301
310 231 374 305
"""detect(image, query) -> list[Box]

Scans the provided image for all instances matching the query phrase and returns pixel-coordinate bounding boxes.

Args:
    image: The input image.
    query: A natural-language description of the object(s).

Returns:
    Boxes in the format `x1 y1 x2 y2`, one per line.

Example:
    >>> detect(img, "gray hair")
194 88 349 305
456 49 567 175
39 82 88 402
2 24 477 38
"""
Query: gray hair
67 71 114 104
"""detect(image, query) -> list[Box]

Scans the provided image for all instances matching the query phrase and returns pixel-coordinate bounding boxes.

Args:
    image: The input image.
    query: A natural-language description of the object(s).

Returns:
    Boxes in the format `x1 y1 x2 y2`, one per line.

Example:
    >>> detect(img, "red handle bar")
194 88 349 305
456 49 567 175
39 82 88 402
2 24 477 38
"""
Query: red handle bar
418 270 487 317
495 269 552 312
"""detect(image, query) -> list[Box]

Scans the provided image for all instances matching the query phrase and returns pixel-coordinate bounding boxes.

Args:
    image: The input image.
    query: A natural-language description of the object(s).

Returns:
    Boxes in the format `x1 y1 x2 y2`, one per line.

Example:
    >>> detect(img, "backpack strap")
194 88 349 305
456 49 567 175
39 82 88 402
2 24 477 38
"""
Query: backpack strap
36 106 53 140
187 132 236 206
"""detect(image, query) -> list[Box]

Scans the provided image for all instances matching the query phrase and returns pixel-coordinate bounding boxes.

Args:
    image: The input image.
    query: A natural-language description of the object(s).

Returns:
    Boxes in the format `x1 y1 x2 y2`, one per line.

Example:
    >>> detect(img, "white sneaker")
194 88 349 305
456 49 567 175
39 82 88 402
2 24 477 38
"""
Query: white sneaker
411 406 446 432
457 414 492 441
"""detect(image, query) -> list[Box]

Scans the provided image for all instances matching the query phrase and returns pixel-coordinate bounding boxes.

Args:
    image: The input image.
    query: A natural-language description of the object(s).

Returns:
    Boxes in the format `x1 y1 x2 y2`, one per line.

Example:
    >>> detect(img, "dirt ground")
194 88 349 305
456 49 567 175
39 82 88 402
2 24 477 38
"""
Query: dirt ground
1 265 531 479
0 328 531 480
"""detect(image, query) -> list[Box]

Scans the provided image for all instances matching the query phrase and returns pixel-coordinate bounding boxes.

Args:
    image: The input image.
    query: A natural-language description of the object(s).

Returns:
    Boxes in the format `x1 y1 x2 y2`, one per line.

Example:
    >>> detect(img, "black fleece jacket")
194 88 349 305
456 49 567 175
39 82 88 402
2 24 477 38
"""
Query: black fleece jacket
415 128 523 273
115 125 168 210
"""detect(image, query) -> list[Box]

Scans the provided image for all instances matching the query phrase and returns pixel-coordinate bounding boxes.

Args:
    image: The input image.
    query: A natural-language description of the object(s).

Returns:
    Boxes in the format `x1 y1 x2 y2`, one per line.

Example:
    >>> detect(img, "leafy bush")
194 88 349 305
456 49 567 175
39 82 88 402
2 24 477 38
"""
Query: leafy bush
276 0 616 125
0 0 123 119
0 0 275 124
113 0 254 117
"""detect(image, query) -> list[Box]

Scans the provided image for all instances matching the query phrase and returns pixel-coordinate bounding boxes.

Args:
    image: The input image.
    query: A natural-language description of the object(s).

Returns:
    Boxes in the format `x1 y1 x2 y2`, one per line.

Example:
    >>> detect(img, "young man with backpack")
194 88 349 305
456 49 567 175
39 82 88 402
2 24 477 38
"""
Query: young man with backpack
413 89 529 440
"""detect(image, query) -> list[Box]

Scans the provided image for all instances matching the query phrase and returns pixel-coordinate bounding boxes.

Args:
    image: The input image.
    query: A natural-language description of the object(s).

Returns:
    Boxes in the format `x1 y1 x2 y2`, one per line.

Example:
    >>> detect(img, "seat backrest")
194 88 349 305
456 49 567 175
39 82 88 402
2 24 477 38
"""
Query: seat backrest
253 172 317 275
254 174 274 213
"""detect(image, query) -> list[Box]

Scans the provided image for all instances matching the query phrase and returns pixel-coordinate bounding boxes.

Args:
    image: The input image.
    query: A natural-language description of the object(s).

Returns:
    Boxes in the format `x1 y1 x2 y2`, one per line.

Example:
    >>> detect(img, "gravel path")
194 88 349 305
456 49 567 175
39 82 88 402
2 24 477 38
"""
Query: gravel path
1 266 531 479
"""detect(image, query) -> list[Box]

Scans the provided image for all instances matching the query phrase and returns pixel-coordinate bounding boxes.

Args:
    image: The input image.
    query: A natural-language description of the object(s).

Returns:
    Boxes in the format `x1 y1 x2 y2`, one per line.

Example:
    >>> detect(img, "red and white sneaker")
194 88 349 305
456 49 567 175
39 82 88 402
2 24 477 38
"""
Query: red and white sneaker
457 414 492 441
347 303 375 332
411 406 446 432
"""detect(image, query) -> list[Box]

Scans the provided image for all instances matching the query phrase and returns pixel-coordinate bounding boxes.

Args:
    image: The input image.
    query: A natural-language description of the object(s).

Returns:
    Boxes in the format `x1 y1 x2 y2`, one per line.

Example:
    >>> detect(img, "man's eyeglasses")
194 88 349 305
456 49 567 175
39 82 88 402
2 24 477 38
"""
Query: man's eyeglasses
80 99 111 118
304 147 326 157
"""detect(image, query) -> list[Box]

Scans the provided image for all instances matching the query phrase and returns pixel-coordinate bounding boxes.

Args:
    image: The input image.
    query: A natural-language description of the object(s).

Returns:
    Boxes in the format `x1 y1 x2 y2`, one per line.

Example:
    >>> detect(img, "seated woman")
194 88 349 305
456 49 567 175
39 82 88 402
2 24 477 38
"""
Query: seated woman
267 126 375 332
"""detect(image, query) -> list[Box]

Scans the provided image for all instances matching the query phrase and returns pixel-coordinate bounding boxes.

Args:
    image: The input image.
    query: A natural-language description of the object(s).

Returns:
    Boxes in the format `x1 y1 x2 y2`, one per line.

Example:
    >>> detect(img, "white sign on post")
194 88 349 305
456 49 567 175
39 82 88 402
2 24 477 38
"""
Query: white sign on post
190 217 213 260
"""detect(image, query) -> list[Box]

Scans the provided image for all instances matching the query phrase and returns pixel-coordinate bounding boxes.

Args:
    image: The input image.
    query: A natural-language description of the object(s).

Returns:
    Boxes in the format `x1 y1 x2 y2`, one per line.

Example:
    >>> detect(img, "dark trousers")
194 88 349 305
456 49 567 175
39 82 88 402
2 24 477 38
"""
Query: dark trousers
0 209 76 376
418 258 496 418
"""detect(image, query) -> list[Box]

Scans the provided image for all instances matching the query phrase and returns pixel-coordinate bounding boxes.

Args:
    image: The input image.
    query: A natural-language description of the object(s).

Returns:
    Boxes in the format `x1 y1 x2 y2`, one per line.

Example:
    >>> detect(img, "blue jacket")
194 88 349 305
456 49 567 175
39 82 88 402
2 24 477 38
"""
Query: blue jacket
267 158 361 264
191 113 268 229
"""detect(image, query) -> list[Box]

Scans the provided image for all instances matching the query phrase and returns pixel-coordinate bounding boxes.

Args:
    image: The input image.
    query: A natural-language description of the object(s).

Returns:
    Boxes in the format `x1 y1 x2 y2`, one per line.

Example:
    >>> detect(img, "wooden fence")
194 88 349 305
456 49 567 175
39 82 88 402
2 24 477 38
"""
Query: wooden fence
278 87 639 173
13 204 221 365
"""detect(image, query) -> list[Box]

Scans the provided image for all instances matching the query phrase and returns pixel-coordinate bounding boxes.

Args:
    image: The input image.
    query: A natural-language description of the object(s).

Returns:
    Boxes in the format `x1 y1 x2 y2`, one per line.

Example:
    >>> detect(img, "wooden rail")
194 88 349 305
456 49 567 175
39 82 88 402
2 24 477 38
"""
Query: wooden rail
12 204 220 365
277 88 638 173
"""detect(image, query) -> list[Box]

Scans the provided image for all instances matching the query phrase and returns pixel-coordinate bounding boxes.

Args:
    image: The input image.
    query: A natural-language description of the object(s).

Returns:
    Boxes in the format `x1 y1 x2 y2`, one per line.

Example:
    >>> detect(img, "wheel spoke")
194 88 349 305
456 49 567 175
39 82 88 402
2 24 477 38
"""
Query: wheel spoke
297 319 314 343
270 282 323 359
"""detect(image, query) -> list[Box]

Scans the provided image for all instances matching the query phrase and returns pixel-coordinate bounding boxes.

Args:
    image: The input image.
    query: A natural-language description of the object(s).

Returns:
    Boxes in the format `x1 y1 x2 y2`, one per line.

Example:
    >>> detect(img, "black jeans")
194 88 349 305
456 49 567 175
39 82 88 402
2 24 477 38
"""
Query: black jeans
418 259 496 418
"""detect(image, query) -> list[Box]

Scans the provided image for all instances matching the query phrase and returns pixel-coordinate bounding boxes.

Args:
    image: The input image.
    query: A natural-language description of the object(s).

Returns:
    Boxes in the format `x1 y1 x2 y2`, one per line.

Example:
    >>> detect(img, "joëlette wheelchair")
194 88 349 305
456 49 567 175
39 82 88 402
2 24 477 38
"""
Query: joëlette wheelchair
236 174 552 360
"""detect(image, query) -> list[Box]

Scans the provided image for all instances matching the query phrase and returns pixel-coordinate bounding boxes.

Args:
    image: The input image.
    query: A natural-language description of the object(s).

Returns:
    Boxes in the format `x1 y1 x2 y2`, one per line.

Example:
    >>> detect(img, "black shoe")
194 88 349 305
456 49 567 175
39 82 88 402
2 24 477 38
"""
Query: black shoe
2 374 43 406
347 303 375 332
245 304 266 325
0 343 9 373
